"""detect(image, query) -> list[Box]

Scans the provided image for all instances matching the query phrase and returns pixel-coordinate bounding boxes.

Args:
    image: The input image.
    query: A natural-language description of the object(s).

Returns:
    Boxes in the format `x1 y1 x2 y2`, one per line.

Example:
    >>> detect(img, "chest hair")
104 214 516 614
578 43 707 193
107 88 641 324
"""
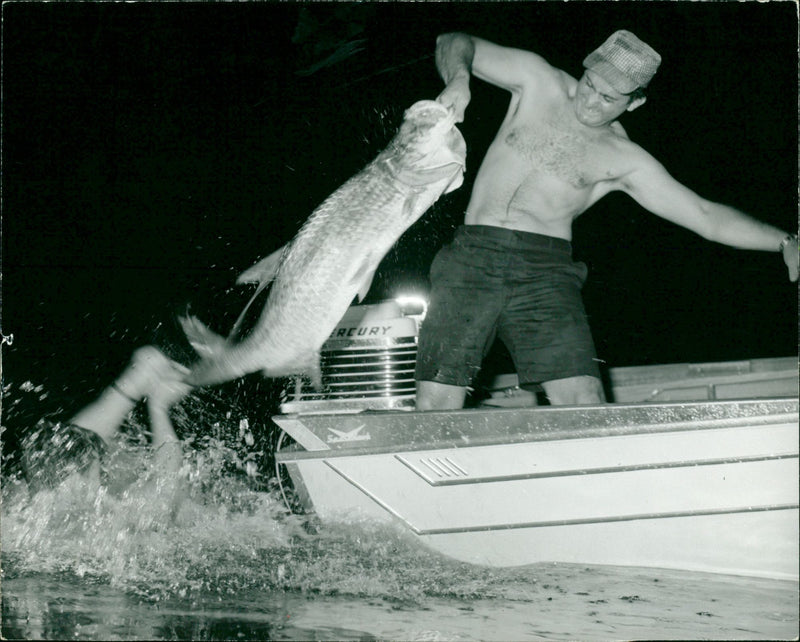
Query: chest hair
504 122 594 189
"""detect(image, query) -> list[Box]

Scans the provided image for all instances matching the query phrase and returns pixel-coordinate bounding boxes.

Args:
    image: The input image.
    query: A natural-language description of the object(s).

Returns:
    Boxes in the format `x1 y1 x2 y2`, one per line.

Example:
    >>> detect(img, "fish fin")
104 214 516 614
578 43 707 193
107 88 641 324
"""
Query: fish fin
228 278 272 340
237 246 285 285
356 269 377 302
180 315 227 358
278 357 323 391
398 161 464 187
230 246 288 339
351 255 379 303
443 165 465 194
308 355 323 391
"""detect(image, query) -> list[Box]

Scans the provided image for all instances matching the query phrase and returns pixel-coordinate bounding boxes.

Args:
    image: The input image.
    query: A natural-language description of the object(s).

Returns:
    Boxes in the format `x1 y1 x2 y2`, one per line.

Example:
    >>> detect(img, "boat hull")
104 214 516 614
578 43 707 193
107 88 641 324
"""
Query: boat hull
275 399 799 579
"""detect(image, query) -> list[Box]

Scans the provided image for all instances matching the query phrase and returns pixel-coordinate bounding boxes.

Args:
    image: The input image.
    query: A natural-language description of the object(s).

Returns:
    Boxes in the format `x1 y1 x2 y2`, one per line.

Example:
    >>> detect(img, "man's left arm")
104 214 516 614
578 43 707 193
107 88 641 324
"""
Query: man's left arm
620 152 798 281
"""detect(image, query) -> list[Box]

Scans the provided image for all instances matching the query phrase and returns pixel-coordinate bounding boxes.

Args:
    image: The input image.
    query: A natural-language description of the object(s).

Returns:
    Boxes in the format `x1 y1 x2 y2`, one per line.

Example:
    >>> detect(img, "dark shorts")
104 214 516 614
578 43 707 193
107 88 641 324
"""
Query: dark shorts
415 224 600 387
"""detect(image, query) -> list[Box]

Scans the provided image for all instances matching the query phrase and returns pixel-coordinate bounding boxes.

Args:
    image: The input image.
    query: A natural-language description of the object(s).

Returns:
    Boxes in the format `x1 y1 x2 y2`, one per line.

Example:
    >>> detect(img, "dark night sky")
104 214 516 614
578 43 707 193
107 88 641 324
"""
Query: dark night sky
2 2 798 424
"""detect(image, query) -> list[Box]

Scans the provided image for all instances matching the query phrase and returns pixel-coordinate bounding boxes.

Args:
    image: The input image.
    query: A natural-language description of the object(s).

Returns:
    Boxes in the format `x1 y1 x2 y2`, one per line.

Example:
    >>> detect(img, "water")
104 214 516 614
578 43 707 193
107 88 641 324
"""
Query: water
6 570 797 642
2 391 798 641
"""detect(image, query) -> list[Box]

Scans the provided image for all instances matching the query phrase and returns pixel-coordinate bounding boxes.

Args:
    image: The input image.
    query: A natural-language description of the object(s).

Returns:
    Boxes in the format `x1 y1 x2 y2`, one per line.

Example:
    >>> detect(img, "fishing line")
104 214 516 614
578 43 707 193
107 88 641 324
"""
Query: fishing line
331 53 434 91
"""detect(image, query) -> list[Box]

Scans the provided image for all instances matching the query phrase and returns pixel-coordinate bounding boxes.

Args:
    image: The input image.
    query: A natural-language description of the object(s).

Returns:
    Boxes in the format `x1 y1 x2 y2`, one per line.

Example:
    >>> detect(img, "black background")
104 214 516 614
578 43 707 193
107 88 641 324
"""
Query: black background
2 2 797 443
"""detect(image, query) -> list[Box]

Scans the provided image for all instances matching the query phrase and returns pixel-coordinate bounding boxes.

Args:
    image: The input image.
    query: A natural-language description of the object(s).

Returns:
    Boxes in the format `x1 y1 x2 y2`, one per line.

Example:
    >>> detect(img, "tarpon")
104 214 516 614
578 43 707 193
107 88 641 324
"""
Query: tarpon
181 100 466 388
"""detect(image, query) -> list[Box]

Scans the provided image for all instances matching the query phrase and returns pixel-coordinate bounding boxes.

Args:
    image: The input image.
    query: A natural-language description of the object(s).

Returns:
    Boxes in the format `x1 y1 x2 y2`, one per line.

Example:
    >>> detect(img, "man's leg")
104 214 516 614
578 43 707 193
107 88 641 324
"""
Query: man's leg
541 375 605 405
415 380 468 410
146 363 191 477
69 347 178 442
414 227 514 413
143 370 191 515
24 347 182 492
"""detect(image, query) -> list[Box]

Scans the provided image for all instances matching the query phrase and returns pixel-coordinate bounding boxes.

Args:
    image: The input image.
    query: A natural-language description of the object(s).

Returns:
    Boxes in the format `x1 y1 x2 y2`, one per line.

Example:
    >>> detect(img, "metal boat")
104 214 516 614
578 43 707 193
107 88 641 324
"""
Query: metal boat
274 302 799 579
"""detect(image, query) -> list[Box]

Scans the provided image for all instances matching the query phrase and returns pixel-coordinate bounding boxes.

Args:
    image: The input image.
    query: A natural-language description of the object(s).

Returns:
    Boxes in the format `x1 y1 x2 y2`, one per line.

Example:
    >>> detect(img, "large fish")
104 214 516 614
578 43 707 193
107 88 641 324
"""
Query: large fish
181 100 466 388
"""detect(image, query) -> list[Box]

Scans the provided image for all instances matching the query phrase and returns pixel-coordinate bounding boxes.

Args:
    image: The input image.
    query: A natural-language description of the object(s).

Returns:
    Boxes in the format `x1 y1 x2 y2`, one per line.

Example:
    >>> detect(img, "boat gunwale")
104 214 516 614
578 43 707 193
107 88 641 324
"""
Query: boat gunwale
274 398 798 461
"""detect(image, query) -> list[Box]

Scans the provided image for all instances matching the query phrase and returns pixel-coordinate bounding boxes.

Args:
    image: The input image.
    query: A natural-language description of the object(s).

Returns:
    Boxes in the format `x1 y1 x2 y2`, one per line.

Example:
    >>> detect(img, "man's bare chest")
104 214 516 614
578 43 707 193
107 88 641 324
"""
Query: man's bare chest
503 122 605 189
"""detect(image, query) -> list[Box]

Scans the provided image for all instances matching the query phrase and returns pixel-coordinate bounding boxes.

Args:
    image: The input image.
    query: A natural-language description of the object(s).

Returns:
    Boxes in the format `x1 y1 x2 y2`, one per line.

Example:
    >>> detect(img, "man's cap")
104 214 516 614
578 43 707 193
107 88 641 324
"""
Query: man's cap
583 30 661 94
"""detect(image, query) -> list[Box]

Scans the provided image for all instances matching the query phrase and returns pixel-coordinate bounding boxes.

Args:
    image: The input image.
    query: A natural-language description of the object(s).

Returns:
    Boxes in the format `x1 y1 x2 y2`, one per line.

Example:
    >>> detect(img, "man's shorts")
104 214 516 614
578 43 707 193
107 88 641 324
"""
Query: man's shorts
415 224 601 388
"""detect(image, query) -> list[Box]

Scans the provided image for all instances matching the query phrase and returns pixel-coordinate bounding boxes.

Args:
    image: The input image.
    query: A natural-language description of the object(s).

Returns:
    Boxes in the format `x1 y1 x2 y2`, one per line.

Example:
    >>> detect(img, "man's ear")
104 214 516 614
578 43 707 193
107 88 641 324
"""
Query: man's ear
626 96 647 112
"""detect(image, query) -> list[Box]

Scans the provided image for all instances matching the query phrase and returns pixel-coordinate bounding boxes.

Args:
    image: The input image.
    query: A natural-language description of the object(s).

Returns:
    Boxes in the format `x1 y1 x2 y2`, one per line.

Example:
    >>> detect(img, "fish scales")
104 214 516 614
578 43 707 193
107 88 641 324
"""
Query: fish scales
182 100 466 388
235 167 415 374
261 169 411 332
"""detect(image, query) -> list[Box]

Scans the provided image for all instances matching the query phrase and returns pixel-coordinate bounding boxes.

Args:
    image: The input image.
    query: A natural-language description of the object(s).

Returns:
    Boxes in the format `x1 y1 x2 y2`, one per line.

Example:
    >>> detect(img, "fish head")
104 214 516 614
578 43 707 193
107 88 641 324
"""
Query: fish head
390 100 467 192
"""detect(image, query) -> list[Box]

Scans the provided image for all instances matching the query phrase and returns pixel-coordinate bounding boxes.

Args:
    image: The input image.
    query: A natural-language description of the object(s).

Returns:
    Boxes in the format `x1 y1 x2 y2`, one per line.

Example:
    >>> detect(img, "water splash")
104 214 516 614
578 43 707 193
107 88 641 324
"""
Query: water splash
3 412 543 607
3 385 799 642
2 375 544 608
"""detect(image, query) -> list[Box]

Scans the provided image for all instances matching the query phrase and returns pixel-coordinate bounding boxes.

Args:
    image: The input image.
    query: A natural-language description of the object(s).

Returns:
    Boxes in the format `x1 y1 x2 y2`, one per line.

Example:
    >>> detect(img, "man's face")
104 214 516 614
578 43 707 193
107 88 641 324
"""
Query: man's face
574 70 632 127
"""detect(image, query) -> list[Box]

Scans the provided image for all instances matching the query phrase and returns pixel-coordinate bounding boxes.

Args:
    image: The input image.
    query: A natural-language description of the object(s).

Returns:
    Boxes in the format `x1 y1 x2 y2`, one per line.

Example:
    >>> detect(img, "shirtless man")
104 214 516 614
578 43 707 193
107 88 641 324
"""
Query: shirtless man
414 31 798 410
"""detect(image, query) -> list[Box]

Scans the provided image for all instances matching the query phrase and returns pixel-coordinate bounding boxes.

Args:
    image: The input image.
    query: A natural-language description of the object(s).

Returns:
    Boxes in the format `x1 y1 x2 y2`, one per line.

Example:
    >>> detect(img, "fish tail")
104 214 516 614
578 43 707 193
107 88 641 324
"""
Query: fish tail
180 315 226 359
180 314 273 387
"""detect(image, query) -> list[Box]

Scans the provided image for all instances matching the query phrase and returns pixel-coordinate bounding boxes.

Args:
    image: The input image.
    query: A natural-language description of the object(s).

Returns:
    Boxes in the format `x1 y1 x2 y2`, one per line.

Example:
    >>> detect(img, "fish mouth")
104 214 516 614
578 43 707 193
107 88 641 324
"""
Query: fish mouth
405 100 458 132
405 99 451 118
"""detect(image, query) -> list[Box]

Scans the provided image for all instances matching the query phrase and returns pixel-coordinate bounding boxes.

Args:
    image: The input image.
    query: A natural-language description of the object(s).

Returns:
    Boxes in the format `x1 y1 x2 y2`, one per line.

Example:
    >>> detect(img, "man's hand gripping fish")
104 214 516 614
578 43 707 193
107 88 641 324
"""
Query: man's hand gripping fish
180 100 466 388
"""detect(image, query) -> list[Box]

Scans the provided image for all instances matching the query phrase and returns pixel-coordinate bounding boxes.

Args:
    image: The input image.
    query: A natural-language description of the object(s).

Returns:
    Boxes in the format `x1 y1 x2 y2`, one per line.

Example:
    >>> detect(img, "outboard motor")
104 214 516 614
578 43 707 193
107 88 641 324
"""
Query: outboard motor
279 298 426 414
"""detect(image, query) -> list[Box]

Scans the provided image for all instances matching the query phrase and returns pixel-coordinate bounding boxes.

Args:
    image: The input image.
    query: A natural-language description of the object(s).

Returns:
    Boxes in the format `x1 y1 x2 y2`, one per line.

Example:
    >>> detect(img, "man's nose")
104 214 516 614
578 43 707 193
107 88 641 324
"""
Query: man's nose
585 92 602 109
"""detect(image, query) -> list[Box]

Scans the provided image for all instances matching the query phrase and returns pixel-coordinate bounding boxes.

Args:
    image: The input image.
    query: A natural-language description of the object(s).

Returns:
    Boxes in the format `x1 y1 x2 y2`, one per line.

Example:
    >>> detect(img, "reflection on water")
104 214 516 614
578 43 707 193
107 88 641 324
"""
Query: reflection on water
2 386 798 640
4 551 799 641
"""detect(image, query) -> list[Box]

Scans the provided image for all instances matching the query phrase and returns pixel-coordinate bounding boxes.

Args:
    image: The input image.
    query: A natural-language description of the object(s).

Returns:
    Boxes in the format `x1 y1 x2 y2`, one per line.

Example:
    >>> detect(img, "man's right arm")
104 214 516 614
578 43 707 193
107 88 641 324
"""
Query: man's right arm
434 33 553 121
435 33 474 122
